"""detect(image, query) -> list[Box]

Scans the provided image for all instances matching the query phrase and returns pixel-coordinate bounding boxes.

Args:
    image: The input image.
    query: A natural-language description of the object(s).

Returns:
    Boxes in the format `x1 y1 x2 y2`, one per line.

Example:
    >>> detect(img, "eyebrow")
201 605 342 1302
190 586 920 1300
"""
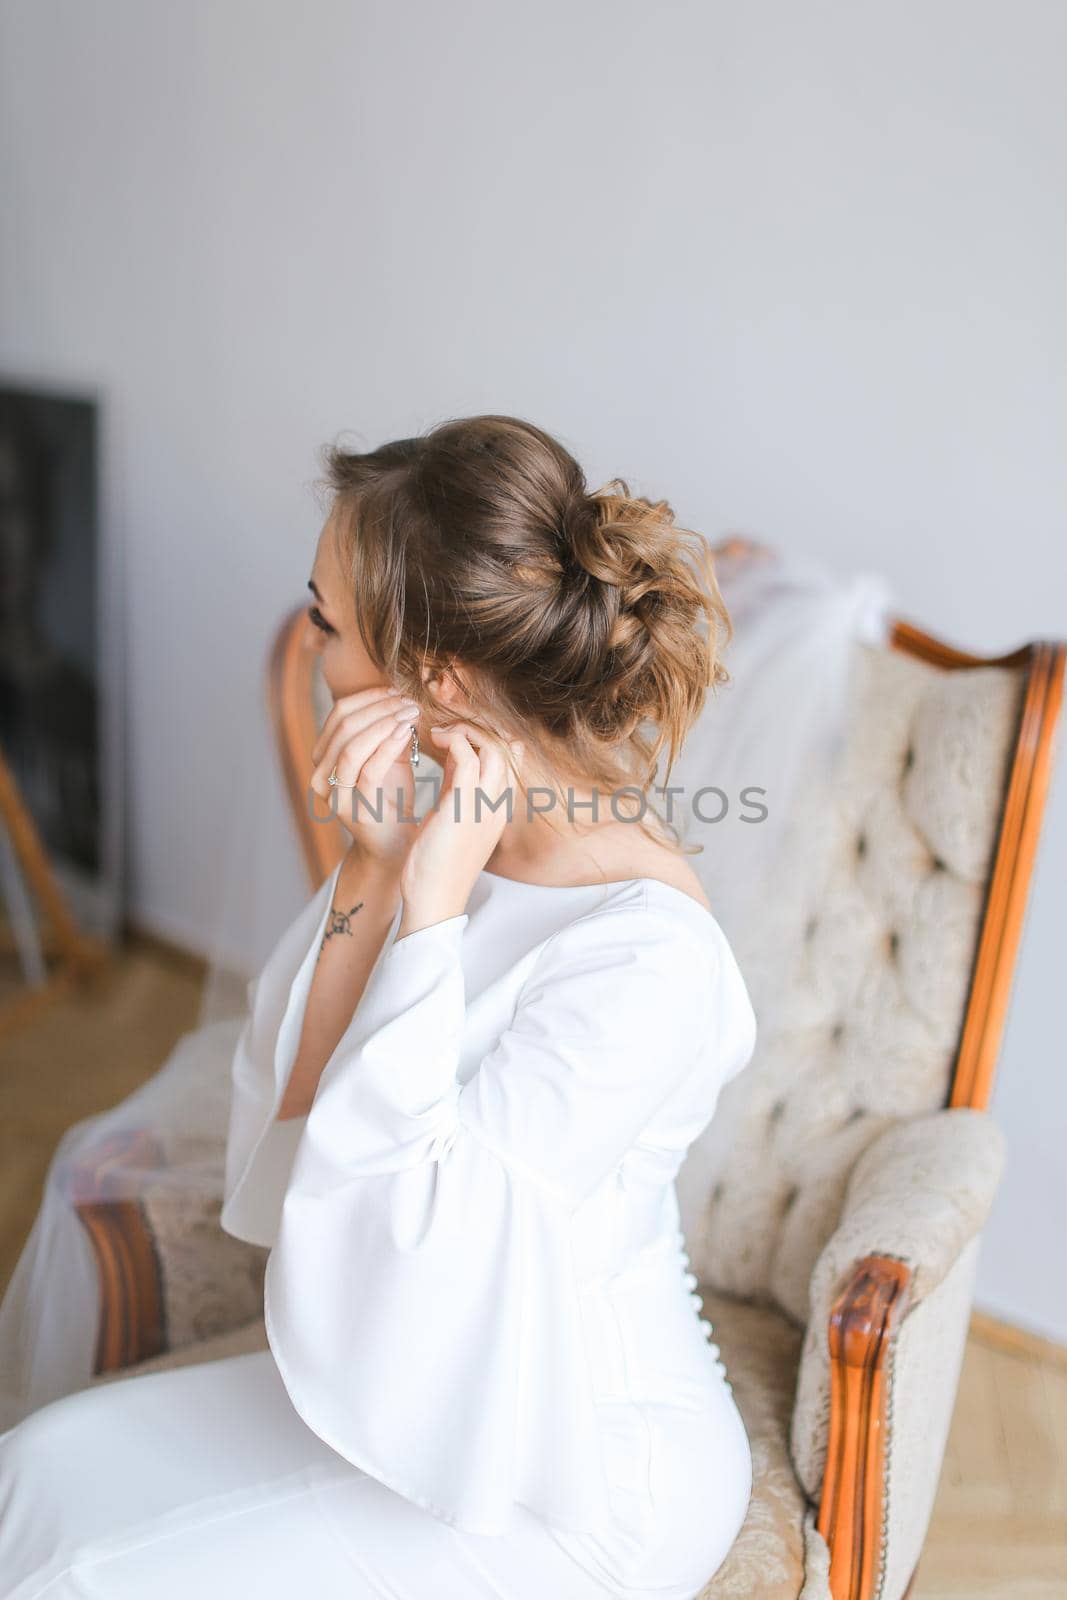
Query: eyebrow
307 579 328 607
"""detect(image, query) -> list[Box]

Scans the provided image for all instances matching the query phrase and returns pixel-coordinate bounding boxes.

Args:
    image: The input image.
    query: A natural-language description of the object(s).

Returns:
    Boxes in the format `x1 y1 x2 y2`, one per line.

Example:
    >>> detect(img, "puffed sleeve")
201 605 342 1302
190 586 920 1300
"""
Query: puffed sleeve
263 899 755 1536
220 859 350 1249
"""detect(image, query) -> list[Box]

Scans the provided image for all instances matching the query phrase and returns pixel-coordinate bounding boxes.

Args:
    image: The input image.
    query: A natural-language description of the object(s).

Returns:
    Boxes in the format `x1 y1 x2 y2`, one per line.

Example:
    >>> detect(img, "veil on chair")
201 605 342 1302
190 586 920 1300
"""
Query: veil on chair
0 540 894 1430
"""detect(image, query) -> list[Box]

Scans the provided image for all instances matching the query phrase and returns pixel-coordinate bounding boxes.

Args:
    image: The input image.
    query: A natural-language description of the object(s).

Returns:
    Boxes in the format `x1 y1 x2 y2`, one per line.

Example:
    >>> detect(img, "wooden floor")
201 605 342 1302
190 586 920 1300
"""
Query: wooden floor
0 935 206 1303
914 1324 1067 1597
1 939 1065 1597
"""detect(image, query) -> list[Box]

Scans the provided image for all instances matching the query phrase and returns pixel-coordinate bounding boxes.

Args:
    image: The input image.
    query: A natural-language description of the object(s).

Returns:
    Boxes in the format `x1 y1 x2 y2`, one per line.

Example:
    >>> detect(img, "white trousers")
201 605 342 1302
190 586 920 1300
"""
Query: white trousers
0 1348 751 1600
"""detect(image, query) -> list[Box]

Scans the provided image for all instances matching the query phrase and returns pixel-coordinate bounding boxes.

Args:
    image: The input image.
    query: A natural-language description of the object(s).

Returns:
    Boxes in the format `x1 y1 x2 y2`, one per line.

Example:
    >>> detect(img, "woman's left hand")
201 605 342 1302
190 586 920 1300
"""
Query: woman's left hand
398 723 524 936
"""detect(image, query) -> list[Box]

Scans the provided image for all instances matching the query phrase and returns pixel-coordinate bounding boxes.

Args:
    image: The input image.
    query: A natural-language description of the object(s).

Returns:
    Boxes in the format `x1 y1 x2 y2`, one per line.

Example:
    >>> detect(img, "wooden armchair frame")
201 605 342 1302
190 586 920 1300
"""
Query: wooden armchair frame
73 566 1066 1600
815 619 1064 1600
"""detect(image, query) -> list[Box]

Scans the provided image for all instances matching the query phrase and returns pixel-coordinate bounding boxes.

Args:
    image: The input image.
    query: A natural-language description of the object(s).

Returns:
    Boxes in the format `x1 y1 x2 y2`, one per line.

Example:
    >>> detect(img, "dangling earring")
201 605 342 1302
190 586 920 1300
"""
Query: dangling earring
409 724 420 767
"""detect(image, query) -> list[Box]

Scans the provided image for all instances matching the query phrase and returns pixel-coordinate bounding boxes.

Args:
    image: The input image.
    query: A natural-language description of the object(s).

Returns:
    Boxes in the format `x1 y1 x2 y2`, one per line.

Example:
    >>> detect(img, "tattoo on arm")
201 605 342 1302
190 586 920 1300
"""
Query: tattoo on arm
318 899 365 956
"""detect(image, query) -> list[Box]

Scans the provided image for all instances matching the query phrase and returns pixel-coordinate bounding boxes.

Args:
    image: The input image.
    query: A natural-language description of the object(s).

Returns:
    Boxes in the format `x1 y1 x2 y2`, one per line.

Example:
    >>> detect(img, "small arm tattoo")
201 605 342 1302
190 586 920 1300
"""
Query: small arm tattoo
319 899 365 953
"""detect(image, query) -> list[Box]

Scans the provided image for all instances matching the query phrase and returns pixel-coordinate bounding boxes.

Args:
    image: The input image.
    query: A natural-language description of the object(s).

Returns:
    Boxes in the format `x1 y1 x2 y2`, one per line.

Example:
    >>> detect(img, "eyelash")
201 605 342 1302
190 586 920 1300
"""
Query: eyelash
308 604 336 637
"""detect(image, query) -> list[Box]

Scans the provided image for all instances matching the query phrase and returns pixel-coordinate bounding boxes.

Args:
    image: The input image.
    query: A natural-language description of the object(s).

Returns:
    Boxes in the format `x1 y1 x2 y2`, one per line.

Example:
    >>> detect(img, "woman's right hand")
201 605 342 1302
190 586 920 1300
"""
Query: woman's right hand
309 685 423 868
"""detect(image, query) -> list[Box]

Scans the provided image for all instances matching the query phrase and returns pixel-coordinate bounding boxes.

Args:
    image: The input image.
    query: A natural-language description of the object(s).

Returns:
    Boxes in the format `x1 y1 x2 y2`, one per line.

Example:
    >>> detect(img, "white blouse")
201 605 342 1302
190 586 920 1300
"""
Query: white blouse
220 862 757 1540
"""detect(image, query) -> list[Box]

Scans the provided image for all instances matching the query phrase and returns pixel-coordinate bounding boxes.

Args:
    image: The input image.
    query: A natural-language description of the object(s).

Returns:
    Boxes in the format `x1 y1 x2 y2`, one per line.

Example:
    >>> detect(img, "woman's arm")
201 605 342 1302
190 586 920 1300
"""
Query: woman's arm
275 846 404 1121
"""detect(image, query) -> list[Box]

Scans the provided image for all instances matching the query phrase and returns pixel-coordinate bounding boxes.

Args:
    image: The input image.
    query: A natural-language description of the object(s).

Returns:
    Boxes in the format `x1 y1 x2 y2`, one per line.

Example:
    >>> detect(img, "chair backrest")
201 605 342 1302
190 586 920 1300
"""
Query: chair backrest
680 616 1063 1325
267 593 1064 1329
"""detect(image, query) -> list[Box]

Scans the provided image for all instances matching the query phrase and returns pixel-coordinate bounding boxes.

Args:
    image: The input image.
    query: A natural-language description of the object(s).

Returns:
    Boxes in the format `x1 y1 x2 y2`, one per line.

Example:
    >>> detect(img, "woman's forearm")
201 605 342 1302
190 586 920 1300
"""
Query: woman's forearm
275 847 405 1121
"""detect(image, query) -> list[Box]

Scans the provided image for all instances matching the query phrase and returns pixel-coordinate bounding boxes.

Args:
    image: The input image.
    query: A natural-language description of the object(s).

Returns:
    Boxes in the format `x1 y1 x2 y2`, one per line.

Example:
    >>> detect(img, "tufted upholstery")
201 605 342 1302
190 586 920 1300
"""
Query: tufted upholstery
680 639 1024 1325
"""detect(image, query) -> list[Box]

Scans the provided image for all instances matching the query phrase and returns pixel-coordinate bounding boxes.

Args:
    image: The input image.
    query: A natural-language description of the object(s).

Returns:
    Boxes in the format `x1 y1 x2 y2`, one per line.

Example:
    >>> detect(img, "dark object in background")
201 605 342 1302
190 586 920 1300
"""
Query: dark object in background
0 387 101 878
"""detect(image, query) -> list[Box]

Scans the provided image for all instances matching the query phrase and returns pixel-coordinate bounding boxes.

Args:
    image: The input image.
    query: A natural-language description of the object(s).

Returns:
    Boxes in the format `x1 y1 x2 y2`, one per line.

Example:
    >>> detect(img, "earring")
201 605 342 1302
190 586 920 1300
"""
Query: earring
409 724 420 767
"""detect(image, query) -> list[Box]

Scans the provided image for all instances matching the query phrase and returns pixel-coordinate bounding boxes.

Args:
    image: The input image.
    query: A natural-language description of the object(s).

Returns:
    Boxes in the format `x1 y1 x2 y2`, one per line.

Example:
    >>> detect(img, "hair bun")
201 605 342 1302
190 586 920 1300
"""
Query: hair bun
562 478 733 747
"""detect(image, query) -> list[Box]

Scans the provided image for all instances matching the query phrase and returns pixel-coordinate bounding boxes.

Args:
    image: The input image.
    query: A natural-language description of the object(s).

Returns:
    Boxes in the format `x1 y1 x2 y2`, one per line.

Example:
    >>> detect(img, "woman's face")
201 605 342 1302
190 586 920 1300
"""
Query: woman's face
306 517 467 737
305 518 382 702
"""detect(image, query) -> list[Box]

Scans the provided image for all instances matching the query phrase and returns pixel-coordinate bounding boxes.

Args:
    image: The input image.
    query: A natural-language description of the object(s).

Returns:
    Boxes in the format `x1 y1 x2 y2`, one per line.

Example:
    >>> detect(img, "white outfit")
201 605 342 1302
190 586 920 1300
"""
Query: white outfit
0 864 758 1600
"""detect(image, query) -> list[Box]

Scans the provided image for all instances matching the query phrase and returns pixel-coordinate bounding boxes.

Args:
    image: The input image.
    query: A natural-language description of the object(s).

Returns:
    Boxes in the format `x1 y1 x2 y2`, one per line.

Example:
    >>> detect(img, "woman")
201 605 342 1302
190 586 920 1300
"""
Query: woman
0 415 759 1599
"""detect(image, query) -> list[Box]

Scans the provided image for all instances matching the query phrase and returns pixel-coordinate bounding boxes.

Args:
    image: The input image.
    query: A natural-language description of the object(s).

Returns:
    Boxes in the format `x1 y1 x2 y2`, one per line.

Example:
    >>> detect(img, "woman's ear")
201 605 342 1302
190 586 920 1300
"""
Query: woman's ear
423 661 472 710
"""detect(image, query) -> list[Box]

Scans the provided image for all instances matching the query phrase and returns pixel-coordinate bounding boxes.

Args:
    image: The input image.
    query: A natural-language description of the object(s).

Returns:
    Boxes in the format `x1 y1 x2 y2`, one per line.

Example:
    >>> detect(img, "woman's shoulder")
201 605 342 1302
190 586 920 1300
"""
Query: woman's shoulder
523 876 728 999
506 883 757 1084
533 876 755 1039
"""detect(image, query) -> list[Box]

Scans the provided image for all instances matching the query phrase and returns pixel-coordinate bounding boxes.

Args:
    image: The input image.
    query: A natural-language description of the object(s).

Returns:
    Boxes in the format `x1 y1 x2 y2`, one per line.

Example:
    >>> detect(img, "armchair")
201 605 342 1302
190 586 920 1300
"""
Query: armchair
79 564 1065 1600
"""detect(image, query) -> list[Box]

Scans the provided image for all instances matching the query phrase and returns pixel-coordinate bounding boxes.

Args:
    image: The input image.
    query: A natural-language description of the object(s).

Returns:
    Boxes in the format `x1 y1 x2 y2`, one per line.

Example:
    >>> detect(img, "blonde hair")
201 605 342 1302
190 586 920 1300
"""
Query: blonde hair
314 413 733 853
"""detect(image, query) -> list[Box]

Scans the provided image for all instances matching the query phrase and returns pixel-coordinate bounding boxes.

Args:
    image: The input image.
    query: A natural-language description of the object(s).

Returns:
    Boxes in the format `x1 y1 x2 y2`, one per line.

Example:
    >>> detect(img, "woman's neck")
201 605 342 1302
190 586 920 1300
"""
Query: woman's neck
484 769 679 891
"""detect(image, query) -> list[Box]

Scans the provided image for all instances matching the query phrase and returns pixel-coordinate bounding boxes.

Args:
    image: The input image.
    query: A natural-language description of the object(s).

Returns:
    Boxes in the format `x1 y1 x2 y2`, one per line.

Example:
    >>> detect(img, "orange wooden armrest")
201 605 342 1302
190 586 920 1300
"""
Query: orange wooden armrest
817 1255 913 1600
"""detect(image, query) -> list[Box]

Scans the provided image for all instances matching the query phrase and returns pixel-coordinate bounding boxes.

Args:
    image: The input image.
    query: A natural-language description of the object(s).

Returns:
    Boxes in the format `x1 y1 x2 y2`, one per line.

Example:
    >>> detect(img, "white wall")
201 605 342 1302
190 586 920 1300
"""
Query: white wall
1 0 1064 1339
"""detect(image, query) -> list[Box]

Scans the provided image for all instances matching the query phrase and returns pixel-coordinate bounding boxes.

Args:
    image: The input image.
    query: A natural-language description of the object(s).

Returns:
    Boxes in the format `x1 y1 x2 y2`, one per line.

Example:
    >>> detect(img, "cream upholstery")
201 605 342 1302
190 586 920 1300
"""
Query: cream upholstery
792 1107 1006 1501
84 631 1032 1600
696 1293 831 1600
139 1185 268 1351
90 1313 270 1386
683 641 1022 1325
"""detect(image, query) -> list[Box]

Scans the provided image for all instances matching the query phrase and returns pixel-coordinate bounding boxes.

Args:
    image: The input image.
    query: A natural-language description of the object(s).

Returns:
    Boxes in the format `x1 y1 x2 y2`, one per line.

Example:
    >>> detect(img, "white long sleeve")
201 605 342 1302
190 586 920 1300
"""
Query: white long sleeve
221 860 351 1248
250 893 752 1537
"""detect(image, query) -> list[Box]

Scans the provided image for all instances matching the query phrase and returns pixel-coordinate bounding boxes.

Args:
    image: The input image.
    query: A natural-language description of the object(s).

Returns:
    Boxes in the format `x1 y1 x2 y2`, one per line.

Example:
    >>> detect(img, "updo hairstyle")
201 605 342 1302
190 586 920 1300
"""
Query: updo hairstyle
314 413 733 852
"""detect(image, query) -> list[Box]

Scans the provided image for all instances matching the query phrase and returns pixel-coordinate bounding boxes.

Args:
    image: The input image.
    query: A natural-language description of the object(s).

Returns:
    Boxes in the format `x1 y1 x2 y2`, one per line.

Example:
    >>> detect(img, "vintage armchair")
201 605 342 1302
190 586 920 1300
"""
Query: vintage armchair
79 560 1065 1600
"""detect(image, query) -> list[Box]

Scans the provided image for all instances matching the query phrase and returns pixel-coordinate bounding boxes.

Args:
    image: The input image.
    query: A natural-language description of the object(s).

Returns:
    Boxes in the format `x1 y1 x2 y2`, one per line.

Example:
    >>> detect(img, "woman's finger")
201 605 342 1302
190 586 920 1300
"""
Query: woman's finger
438 727 480 783
357 719 415 798
315 702 414 790
477 742 507 792
311 705 418 797
314 690 416 775
427 725 476 804
313 684 408 757
432 725 522 827
431 724 517 781
311 686 413 767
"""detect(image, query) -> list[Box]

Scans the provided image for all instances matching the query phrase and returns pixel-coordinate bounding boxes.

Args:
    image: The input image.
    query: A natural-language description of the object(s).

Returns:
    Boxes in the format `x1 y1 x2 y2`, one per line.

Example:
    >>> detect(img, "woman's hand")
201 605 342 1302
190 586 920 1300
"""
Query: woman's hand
398 722 524 936
310 685 422 869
